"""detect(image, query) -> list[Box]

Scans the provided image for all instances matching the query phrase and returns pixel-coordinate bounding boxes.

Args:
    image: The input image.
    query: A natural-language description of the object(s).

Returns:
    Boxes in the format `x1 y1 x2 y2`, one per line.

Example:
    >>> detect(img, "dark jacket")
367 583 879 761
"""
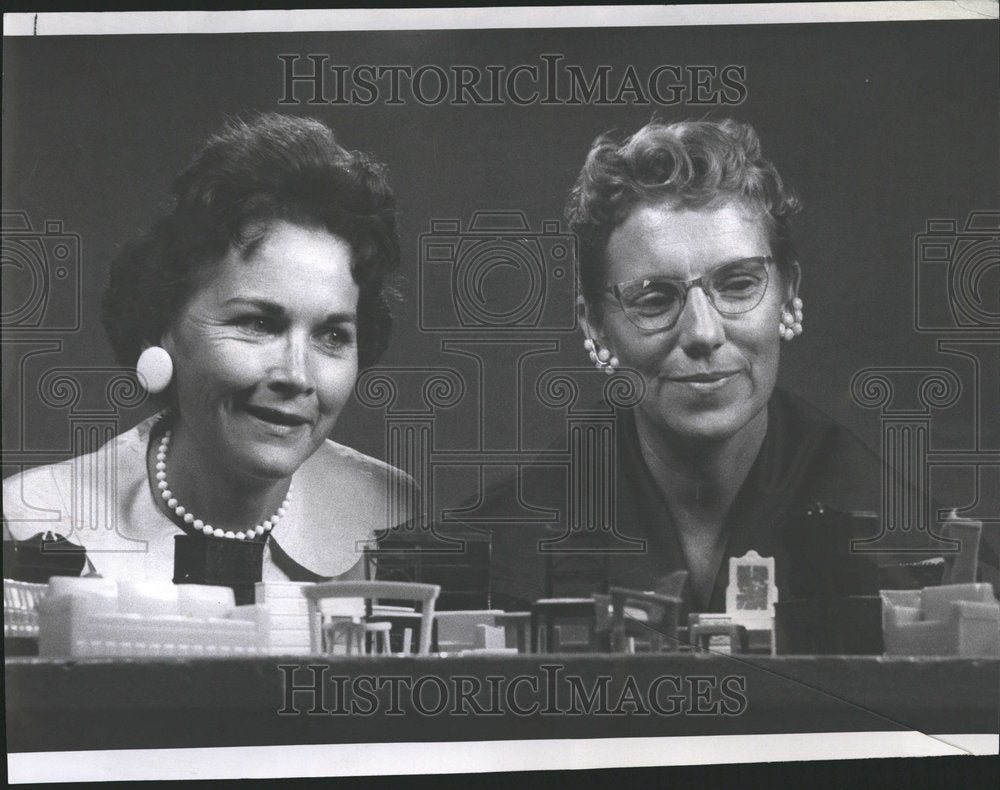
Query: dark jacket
475 389 995 612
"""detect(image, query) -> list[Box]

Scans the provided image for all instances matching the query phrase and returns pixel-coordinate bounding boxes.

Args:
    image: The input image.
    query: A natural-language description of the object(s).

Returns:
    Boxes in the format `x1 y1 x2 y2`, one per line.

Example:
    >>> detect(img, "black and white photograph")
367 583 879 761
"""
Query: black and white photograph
3 3 998 784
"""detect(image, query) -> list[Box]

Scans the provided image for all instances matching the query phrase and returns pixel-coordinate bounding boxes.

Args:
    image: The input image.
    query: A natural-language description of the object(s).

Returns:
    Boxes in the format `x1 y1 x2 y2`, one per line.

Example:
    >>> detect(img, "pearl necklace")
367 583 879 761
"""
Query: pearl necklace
154 429 292 541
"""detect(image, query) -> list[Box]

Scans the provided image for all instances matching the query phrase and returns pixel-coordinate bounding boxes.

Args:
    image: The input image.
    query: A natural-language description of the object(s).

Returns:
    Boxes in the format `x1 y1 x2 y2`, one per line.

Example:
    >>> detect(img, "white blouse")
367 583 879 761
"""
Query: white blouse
2 414 416 583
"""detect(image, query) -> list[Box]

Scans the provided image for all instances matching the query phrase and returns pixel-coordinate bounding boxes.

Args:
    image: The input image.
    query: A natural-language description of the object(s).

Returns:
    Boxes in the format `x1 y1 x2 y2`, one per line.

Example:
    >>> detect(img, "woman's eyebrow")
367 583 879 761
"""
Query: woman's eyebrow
320 311 357 326
635 255 769 279
222 297 284 314
222 298 356 324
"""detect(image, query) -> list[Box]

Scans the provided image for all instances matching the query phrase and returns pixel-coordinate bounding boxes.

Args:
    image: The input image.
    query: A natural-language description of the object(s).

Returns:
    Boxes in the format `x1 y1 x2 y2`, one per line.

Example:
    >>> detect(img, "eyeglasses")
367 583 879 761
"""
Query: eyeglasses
603 256 774 332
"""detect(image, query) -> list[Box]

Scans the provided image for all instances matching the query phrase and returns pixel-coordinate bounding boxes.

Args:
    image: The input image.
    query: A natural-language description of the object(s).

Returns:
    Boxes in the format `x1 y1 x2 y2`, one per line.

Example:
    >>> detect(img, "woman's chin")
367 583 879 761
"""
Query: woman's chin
227 447 312 483
645 398 765 447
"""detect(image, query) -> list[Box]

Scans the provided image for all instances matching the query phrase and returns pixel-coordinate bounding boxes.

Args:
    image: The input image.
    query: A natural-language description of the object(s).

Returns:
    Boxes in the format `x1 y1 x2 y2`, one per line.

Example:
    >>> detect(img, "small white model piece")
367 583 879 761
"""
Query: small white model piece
725 550 778 654
434 610 509 653
3 578 49 639
254 581 315 655
28 575 379 658
37 577 269 658
255 581 363 655
881 511 1000 657
882 583 1000 657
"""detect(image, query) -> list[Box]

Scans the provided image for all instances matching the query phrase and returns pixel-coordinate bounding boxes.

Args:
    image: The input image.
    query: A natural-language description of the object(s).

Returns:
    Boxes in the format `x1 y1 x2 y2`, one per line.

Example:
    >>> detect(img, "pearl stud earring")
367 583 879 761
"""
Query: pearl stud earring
779 297 804 341
584 338 619 373
136 346 174 393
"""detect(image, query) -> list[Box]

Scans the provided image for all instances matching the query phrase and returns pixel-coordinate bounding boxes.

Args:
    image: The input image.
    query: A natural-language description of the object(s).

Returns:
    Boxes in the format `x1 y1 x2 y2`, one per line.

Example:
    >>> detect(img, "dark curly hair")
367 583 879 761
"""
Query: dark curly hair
101 113 400 372
566 119 802 314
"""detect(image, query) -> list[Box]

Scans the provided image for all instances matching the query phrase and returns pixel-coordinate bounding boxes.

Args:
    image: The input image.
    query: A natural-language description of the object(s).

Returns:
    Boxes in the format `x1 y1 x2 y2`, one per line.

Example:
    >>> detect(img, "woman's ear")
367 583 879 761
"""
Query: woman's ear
577 295 605 347
157 328 176 357
578 295 621 372
784 261 802 304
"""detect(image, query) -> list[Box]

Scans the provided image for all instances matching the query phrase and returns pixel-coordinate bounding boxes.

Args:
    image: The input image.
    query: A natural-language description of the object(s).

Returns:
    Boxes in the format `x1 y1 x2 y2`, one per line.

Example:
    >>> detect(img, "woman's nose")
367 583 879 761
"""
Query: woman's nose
267 334 314 395
676 287 725 355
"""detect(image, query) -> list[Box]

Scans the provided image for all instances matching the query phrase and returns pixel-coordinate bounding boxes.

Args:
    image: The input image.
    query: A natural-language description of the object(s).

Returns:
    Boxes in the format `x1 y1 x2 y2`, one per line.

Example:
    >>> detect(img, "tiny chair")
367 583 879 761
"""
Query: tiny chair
303 581 440 656
689 620 750 654
530 598 598 653
606 586 683 653
324 616 365 655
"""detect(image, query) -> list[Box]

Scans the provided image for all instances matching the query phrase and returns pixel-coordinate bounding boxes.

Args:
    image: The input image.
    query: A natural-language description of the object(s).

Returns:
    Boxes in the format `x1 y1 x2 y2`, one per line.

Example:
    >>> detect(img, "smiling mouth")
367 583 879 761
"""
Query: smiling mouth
243 405 310 427
671 372 739 383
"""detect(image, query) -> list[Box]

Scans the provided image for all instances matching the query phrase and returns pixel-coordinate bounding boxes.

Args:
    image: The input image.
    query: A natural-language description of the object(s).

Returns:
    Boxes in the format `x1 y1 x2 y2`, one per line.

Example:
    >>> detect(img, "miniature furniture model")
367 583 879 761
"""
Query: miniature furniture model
936 513 983 586
302 581 440 656
592 587 684 653
433 610 512 653
33 577 272 658
324 617 364 654
493 612 532 653
881 515 1000 657
725 550 778 653
20 575 403 658
882 583 1000 657
530 598 598 653
682 555 777 655
324 618 393 655
366 608 425 654
4 578 47 640
254 581 321 656
362 621 393 654
688 615 750 655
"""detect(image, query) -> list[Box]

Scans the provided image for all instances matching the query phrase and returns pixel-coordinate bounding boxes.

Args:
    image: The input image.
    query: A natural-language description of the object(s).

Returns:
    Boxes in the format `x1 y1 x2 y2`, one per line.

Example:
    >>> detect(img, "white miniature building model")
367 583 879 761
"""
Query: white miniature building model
4 578 47 639
37 577 268 658
28 576 379 658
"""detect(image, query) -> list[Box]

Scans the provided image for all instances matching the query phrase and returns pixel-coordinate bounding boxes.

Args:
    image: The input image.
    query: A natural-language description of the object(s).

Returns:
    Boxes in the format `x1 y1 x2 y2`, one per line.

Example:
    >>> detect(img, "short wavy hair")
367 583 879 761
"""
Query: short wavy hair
102 113 400 371
566 119 802 312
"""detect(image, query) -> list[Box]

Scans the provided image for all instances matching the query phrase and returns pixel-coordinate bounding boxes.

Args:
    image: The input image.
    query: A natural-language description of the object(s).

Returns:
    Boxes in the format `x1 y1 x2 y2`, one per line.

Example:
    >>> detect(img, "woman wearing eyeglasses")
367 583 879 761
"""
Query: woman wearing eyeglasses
486 119 957 614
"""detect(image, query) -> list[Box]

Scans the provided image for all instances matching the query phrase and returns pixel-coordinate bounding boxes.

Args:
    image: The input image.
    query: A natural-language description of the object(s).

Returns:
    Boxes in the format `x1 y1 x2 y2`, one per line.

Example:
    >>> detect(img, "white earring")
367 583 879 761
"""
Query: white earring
779 297 804 341
584 338 619 374
136 346 174 393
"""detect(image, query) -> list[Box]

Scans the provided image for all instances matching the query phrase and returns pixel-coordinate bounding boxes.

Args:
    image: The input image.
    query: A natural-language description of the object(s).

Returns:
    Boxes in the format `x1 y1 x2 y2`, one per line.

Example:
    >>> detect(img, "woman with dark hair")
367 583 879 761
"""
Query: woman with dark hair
3 113 411 587
486 119 995 613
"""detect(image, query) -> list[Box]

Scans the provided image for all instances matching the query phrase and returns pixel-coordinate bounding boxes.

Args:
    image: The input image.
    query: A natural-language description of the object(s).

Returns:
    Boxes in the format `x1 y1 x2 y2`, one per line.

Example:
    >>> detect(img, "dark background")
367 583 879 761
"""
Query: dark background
3 21 998 516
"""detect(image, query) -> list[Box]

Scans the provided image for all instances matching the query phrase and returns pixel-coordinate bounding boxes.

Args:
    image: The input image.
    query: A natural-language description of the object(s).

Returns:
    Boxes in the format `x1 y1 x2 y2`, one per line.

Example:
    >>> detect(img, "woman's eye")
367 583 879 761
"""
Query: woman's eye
717 275 759 293
317 327 353 351
630 288 678 312
237 315 278 335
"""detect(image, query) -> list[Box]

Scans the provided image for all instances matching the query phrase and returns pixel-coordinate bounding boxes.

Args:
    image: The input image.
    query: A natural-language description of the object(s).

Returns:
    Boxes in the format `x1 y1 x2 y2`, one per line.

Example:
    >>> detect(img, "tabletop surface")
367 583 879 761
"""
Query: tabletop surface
6 653 998 753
